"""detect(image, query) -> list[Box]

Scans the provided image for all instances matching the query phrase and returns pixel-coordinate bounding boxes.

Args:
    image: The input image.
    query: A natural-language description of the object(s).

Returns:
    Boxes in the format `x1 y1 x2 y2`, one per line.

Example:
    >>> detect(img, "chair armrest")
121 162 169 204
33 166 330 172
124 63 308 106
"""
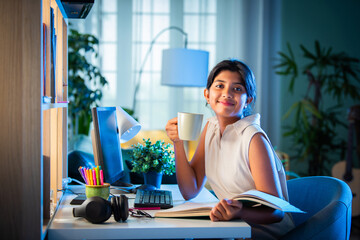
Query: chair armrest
280 201 350 240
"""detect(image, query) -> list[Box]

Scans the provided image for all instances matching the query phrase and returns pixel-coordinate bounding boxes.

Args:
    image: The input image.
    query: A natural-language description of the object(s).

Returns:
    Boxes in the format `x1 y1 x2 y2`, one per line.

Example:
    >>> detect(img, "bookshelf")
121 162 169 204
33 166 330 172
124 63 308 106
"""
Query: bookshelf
0 0 68 239
42 0 69 236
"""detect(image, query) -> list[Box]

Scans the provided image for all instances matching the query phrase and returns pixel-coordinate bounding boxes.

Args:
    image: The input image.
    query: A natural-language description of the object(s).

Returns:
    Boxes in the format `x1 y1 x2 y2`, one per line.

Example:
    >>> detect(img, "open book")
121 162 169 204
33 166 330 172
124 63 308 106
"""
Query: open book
155 189 304 218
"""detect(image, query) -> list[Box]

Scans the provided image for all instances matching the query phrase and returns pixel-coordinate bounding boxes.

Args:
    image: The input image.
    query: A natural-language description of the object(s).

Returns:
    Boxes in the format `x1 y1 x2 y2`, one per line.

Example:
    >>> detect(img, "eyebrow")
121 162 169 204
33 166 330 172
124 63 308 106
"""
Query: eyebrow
214 79 245 86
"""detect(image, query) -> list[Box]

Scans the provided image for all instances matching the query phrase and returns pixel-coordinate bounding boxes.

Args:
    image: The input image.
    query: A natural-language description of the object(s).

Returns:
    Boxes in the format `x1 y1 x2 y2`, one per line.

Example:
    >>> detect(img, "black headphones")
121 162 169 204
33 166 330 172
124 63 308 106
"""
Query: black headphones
73 195 129 224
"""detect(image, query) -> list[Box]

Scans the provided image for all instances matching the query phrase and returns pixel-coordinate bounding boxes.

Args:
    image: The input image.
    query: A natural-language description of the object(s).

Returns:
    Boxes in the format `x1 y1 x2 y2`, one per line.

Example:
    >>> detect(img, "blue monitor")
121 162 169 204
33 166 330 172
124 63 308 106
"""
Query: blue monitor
91 107 124 184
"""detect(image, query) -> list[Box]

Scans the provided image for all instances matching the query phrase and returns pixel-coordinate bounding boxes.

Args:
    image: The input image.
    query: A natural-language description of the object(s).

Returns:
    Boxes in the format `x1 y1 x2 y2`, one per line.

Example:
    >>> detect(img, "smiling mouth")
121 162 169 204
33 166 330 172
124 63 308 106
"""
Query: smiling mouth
219 101 234 106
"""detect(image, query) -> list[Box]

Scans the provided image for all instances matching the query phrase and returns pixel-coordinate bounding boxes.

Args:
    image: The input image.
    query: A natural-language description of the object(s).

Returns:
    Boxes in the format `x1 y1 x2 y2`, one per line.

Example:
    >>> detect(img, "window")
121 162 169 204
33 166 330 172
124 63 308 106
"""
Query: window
71 0 216 130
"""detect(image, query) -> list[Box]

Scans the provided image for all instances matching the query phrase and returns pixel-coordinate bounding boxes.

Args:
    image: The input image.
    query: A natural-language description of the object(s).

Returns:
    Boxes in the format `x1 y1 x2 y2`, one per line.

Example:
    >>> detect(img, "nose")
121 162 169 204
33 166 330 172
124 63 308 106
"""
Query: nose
222 86 233 98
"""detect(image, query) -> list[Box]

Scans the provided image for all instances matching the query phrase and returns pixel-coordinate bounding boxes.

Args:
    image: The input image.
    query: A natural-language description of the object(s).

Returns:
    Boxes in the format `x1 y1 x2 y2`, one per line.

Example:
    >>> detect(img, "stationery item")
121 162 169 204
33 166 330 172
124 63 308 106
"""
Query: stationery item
92 169 97 185
177 112 203 141
155 189 305 218
89 169 93 185
82 168 88 185
100 170 104 185
85 169 90 185
85 183 110 200
79 166 105 186
96 166 100 185
78 167 86 184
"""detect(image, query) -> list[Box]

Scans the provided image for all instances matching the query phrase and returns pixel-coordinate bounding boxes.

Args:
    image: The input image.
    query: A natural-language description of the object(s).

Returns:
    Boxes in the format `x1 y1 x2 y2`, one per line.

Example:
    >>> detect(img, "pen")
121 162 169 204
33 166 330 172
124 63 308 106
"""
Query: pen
92 169 97 185
96 166 100 185
84 168 91 185
100 169 104 185
82 167 88 185
79 167 87 184
88 168 93 185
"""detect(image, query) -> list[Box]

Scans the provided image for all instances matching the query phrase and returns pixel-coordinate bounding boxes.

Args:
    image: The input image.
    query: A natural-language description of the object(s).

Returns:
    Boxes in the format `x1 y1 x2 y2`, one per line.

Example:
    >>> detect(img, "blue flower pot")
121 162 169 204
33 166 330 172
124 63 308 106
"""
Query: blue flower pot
143 171 162 189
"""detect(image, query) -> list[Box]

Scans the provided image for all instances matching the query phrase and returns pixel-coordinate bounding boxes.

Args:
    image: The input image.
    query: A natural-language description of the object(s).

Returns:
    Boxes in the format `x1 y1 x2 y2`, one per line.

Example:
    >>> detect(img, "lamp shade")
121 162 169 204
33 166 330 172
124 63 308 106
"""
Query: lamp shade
161 48 209 87
116 107 141 143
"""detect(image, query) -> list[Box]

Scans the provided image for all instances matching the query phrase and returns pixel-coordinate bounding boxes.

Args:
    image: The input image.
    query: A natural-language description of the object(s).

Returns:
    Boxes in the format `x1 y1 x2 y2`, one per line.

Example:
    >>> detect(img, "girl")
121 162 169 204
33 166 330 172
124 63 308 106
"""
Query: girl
165 59 294 239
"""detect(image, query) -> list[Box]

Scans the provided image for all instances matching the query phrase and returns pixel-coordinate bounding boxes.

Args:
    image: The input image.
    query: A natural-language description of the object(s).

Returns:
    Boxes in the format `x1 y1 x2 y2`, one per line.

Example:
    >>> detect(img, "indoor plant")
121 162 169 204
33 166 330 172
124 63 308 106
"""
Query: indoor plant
130 138 175 188
68 27 108 137
275 40 360 176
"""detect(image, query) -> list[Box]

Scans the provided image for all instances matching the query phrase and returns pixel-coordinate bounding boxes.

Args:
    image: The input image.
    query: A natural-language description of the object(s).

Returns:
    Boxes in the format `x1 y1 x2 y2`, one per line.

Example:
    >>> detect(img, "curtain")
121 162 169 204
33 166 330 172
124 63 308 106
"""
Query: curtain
216 0 282 145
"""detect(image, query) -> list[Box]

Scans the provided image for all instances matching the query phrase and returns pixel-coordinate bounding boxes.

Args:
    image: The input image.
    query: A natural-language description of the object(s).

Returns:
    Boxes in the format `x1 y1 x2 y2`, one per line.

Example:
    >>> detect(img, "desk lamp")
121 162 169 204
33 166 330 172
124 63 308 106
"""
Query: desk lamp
115 106 141 143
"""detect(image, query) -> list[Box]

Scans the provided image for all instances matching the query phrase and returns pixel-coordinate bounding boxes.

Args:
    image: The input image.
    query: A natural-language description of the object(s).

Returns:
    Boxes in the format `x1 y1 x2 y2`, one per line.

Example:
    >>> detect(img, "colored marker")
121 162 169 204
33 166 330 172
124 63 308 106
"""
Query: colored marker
96 166 100 185
100 169 104 185
88 169 94 185
92 169 97 185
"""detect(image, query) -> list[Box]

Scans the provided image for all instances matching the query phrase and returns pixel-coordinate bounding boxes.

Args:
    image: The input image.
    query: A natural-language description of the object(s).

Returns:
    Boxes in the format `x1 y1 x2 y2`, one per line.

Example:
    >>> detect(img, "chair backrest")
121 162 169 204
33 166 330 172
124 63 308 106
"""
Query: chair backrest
286 176 352 239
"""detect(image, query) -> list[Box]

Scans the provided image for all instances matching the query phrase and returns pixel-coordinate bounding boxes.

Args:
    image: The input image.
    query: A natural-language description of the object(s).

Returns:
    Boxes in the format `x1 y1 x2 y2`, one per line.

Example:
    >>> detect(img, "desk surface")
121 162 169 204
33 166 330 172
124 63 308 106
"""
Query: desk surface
48 184 251 239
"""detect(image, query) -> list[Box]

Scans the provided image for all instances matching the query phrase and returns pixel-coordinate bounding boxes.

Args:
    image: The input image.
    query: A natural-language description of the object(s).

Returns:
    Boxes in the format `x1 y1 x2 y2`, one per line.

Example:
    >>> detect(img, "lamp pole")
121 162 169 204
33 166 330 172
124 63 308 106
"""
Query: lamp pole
132 26 188 117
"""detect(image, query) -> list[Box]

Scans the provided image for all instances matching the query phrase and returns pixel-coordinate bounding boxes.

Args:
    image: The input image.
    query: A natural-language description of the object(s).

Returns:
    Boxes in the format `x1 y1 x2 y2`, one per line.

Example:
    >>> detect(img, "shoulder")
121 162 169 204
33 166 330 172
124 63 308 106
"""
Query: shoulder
233 114 266 138
205 116 218 133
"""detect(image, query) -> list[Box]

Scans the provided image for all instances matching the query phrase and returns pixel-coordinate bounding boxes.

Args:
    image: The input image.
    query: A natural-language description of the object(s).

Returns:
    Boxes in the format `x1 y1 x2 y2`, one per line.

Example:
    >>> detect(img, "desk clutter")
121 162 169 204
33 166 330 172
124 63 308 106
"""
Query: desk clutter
72 189 174 224
72 170 174 224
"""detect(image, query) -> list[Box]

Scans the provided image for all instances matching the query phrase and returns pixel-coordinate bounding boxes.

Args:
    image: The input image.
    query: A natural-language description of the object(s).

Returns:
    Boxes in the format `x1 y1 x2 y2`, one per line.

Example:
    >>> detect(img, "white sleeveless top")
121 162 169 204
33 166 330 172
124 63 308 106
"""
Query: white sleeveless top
205 114 294 239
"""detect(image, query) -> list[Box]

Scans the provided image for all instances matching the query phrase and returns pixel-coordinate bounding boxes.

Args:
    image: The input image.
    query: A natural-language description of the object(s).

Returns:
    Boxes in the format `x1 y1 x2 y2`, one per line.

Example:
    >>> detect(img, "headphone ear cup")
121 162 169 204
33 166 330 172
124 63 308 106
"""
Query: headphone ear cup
120 195 129 221
73 196 112 224
111 195 129 222
111 196 121 222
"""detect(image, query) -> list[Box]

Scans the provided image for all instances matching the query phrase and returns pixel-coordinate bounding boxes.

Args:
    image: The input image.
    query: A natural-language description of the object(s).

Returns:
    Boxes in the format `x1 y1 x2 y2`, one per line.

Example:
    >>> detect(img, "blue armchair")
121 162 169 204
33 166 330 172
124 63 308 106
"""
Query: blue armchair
281 176 352 240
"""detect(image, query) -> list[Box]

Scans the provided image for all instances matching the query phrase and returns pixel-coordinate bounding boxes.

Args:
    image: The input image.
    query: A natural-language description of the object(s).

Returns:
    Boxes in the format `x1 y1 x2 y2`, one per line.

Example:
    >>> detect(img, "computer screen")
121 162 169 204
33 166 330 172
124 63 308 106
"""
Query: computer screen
91 107 124 184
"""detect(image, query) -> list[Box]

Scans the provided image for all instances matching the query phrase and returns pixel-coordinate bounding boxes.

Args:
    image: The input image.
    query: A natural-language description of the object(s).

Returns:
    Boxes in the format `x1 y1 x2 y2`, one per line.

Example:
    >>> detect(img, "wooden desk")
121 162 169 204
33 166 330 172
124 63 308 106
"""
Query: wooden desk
48 184 251 239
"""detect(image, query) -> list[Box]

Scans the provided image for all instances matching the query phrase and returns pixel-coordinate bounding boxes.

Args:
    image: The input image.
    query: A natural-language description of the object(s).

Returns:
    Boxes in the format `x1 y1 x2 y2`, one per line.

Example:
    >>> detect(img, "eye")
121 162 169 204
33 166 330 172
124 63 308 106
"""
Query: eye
234 86 244 92
215 84 224 88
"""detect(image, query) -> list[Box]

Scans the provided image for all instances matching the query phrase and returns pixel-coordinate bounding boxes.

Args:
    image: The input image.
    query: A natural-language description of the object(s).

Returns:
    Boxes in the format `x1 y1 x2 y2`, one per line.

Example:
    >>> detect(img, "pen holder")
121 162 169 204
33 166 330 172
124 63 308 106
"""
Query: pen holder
85 183 110 200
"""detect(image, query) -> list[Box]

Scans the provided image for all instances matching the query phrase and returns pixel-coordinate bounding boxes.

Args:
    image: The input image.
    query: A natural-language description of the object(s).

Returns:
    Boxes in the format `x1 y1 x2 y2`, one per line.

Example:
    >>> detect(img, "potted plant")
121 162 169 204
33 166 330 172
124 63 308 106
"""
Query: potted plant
68 27 108 137
130 138 175 188
275 40 360 176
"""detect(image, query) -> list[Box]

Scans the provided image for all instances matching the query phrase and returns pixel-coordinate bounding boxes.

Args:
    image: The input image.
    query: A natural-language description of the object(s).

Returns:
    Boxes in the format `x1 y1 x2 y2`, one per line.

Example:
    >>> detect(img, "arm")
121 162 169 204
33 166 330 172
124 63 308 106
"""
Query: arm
165 118 208 200
210 133 284 224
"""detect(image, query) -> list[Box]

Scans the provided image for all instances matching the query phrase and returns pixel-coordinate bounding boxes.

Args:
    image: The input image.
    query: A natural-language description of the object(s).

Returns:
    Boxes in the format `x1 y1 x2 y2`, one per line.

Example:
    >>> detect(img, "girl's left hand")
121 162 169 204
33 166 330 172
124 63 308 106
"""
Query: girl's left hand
210 199 243 221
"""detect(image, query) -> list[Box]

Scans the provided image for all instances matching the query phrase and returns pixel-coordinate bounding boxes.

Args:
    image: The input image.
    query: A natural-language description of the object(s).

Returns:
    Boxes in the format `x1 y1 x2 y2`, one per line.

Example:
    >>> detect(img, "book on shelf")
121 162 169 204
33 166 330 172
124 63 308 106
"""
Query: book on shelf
155 189 305 218
43 23 47 97
50 7 57 103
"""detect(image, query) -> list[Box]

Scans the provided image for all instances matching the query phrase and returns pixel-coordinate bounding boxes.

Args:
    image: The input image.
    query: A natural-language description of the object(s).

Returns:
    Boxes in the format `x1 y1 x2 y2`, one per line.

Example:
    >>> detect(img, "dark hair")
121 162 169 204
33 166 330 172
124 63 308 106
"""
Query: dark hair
206 59 256 117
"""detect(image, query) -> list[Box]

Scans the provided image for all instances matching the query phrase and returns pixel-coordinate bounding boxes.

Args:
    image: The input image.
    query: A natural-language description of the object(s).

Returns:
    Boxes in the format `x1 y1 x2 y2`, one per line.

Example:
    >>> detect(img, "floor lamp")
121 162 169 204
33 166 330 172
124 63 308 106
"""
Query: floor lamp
132 26 209 116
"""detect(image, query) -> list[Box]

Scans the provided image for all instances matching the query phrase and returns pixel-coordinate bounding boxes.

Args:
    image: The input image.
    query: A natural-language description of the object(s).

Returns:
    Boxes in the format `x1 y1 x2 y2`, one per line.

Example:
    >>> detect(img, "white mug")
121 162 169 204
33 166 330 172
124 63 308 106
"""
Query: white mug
177 112 204 141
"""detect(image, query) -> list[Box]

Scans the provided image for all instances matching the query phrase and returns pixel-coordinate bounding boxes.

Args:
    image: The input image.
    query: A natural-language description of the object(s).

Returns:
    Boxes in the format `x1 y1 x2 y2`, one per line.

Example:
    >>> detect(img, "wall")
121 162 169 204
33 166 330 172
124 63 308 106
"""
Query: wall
279 0 360 175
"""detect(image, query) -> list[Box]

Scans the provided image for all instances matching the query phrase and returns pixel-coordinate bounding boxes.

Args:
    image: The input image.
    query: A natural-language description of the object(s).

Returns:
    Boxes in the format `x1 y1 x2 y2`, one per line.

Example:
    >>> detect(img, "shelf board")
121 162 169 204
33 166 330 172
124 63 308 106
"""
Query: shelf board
42 102 68 110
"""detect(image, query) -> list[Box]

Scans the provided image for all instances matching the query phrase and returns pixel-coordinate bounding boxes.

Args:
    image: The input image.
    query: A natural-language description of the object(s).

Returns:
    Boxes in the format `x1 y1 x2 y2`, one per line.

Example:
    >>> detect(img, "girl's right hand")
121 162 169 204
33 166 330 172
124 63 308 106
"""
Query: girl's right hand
165 117 182 143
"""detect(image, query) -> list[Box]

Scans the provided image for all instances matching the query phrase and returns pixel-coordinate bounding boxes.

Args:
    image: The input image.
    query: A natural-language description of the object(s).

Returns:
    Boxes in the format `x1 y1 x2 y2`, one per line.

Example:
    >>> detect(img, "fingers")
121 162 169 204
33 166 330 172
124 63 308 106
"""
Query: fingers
210 199 243 222
165 117 180 142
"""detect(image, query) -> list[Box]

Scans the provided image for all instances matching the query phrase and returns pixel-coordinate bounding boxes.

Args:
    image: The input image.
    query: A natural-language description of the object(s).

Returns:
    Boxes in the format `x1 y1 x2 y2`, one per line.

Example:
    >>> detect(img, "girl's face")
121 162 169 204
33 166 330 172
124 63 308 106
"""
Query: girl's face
204 70 252 120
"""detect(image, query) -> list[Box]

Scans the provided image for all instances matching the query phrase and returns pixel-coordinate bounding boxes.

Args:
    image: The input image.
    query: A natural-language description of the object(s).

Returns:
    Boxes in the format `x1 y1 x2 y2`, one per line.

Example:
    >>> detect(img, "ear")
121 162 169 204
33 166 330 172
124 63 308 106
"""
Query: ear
204 89 209 103
246 97 253 105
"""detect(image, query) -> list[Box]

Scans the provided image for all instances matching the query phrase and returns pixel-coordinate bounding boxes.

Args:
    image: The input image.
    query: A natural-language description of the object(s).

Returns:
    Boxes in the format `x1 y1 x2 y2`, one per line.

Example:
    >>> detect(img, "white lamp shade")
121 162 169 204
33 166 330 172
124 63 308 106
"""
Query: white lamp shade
116 107 141 143
161 48 209 87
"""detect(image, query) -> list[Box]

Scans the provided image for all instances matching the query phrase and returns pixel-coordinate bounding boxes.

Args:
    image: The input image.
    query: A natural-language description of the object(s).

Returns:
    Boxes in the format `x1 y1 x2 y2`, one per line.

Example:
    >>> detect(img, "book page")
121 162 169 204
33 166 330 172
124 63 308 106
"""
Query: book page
155 201 217 217
234 190 304 213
